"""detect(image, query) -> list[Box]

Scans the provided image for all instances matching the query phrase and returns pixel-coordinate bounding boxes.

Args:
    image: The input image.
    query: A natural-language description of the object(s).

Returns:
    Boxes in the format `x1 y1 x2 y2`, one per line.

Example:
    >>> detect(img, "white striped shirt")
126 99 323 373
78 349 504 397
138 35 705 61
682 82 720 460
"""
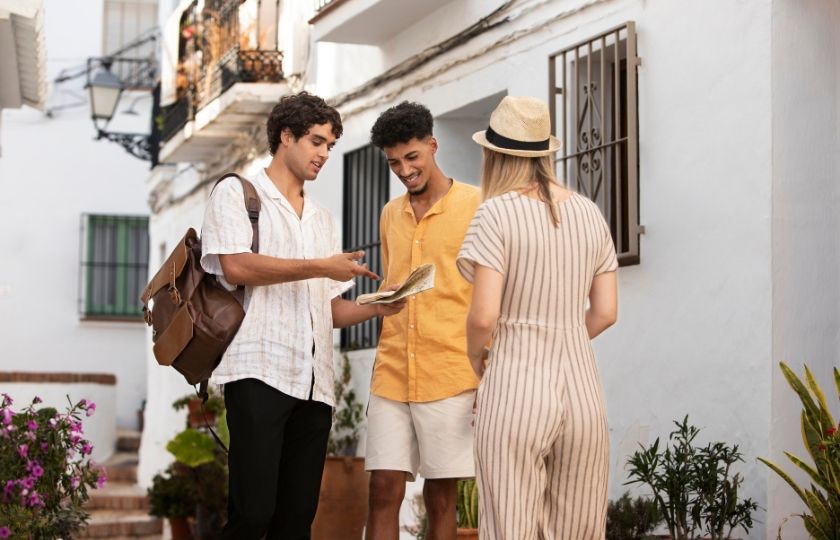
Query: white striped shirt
200 169 352 407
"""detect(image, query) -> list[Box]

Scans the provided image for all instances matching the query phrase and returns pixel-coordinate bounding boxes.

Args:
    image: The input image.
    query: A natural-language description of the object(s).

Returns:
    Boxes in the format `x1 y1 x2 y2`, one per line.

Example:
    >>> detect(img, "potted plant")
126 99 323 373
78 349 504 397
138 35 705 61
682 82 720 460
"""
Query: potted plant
625 416 758 540
172 389 225 429
606 491 663 540
456 478 479 539
147 465 196 540
0 394 105 539
758 362 839 539
312 354 368 540
166 424 228 540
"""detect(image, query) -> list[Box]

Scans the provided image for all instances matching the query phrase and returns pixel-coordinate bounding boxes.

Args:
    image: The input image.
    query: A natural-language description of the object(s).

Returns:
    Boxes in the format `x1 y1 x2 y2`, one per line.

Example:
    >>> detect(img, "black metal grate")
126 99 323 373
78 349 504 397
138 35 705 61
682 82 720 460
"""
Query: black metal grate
549 22 641 266
79 215 149 320
341 144 390 350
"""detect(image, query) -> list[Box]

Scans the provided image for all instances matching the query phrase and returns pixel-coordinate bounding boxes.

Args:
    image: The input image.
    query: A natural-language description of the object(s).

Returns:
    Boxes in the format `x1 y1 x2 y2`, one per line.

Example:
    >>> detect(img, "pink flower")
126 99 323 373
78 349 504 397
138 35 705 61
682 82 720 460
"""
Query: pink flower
1 409 12 426
96 470 107 489
40 442 48 451
1 393 12 405
21 478 34 490
17 444 28 458
86 402 96 417
70 431 82 445
81 442 93 456
0 526 10 538
26 420 37 431
31 464 43 479
69 476 80 489
32 396 42 404
28 492 43 508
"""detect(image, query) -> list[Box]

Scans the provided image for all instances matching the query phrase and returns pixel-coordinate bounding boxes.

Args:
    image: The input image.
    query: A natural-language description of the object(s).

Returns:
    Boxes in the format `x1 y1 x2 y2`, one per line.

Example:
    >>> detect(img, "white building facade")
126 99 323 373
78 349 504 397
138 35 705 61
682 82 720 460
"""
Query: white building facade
0 0 159 461
139 1 840 539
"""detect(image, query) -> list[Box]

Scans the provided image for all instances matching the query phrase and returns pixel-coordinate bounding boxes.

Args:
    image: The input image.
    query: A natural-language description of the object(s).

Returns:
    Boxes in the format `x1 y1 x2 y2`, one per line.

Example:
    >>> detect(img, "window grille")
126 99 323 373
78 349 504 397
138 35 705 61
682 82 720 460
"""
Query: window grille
79 214 149 320
341 144 390 350
549 22 641 265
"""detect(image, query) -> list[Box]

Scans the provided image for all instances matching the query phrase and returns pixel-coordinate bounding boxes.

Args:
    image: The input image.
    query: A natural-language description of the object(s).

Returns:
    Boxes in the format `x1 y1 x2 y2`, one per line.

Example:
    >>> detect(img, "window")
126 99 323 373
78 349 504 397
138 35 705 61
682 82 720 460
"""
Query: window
79 214 150 320
102 0 159 82
341 144 391 350
549 22 641 265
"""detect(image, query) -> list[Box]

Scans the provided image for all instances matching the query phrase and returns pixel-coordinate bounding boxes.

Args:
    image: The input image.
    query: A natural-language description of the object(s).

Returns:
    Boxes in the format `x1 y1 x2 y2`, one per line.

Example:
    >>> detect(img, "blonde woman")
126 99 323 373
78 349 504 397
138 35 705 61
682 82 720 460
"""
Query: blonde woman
456 96 618 539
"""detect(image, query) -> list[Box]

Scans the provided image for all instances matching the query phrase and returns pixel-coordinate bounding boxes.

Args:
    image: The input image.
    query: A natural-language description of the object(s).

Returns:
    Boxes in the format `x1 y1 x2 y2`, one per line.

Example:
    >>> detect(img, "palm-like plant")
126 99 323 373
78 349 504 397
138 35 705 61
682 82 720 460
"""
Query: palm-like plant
758 362 840 540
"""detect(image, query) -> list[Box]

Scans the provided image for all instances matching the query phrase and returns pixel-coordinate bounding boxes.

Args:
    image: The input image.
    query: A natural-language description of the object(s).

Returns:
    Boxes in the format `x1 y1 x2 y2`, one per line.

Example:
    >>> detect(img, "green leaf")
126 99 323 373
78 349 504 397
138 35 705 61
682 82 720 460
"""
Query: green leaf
217 409 229 448
780 362 821 418
785 452 831 493
805 365 835 429
166 428 216 467
758 457 809 506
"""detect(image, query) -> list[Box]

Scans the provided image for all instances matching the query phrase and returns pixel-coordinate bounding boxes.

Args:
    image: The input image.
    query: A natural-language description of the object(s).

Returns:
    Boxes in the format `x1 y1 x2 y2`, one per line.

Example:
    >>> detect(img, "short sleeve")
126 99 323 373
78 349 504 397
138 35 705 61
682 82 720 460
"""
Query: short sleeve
594 214 618 275
200 178 254 278
329 216 354 299
456 201 505 283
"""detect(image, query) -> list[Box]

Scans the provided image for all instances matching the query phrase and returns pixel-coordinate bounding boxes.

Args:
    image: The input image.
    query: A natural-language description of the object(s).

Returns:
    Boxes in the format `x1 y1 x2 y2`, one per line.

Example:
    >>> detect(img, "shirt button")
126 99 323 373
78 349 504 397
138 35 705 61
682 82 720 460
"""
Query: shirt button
410 353 415 357
415 240 420 244
409 324 414 329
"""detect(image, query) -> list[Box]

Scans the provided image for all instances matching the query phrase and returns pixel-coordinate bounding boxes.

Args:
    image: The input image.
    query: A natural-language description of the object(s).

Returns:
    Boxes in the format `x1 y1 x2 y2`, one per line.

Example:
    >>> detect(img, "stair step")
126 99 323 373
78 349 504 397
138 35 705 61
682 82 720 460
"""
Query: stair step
85 483 149 511
104 452 139 483
116 430 142 453
77 510 162 538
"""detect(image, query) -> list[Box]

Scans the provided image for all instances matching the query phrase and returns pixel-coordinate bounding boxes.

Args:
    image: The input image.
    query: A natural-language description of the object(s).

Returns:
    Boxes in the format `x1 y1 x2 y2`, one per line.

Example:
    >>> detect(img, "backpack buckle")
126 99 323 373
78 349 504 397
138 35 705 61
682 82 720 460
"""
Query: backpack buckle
168 285 182 305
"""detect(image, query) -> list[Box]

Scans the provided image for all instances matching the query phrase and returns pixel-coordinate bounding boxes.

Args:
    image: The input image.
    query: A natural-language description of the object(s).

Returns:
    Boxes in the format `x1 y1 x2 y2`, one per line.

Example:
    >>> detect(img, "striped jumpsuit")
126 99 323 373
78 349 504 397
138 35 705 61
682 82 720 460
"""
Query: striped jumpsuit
456 191 618 539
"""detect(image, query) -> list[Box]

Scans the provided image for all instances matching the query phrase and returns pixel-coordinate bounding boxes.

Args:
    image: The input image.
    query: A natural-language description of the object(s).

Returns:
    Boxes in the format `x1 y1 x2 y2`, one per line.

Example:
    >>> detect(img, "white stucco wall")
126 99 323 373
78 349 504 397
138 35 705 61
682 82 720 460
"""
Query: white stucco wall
769 1 840 539
316 1 777 538
0 0 150 432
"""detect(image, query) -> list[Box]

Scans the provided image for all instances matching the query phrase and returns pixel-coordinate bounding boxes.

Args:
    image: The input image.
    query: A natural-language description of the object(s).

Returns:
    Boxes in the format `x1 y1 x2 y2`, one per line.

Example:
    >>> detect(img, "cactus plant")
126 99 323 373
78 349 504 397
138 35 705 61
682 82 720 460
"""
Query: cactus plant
457 478 479 529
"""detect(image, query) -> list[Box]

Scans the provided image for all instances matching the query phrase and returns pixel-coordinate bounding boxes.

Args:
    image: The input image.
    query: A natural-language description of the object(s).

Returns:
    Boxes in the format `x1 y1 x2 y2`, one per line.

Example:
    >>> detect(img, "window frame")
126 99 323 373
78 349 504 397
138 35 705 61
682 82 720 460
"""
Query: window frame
549 21 641 266
340 144 390 351
79 213 150 322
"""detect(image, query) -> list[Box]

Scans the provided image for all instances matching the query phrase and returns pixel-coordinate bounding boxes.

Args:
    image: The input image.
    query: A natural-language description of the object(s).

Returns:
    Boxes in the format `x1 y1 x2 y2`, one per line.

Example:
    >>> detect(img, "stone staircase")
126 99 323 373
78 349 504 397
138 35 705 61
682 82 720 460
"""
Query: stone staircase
78 430 163 539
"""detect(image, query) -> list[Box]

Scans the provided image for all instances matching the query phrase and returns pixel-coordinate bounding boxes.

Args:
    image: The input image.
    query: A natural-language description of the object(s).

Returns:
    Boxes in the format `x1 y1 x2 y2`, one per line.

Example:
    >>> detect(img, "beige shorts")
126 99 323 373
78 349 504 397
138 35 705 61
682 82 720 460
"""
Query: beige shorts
365 391 475 481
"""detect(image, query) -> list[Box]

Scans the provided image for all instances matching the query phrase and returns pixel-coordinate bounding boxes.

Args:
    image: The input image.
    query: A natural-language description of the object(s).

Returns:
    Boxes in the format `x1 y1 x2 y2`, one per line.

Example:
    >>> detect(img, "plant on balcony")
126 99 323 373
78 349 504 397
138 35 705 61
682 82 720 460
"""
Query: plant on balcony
148 464 196 540
626 416 758 540
758 362 840 540
0 394 106 539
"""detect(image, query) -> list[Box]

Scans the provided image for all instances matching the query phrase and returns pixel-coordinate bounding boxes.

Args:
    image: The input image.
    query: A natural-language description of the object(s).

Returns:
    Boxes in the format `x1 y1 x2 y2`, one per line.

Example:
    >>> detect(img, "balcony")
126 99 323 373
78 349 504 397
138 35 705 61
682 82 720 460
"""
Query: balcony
309 0 452 46
158 0 286 164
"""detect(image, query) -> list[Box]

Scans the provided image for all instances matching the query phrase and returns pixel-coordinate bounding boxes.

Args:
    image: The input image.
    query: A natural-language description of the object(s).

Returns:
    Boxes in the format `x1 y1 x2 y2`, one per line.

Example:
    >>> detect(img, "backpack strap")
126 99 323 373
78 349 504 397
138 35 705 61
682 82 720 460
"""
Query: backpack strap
212 173 260 254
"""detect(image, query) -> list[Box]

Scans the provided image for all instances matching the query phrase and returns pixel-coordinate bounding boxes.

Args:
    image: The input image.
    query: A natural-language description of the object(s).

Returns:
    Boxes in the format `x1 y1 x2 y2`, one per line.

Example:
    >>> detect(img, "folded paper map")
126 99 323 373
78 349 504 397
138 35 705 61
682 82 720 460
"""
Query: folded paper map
355 264 435 305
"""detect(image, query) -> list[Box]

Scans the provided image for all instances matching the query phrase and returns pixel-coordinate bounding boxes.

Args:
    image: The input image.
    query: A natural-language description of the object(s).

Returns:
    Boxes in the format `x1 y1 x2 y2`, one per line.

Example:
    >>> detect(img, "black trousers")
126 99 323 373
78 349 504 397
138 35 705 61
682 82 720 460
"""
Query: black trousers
222 378 332 540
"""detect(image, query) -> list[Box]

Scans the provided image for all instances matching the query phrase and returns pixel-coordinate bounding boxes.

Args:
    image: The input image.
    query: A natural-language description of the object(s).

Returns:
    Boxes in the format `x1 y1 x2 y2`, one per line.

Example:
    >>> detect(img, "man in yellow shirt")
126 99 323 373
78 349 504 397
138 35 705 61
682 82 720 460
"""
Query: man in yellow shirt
364 102 481 540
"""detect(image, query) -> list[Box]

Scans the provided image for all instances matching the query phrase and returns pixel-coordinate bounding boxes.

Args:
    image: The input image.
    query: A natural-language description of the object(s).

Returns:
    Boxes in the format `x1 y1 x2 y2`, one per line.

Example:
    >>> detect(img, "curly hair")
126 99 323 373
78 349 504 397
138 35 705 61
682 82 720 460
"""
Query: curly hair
370 101 434 149
266 92 343 155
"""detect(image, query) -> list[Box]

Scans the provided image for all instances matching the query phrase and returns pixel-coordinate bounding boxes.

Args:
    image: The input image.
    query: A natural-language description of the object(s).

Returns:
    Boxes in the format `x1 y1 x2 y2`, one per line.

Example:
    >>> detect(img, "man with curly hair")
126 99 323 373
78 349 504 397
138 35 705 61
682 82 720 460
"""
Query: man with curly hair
365 101 481 540
200 91 406 539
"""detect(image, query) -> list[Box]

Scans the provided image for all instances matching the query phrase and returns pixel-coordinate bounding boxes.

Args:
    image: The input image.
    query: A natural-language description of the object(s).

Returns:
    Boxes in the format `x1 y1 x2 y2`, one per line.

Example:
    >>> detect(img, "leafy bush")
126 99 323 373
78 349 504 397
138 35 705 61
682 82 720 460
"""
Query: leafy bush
327 355 363 456
0 394 105 539
626 416 758 540
606 491 662 540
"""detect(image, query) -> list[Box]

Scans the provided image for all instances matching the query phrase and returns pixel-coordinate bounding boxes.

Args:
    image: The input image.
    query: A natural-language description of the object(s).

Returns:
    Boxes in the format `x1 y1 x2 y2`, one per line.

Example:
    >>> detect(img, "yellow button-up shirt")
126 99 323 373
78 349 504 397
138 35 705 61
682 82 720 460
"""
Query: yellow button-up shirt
372 181 481 403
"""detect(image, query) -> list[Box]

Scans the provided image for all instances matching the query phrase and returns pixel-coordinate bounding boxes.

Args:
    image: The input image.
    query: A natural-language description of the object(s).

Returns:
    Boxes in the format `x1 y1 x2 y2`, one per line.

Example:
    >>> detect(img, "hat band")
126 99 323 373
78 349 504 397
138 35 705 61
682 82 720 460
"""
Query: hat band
485 126 550 151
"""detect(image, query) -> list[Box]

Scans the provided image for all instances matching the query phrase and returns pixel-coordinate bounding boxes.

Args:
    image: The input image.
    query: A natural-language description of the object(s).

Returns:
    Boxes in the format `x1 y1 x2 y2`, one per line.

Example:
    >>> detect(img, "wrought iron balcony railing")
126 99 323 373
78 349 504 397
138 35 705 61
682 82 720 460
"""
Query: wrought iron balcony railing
160 0 284 143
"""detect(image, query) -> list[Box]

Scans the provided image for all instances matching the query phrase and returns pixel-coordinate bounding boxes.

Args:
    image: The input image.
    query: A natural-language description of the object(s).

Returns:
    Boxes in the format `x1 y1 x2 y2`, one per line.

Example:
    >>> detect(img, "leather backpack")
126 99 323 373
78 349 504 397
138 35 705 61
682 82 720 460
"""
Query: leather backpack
140 173 260 399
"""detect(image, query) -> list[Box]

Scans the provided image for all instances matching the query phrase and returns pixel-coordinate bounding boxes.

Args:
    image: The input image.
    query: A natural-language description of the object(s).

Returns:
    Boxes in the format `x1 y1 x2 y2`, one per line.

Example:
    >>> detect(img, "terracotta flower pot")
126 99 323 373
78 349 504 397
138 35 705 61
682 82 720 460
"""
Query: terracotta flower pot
186 398 215 428
168 516 193 540
311 456 369 540
457 527 479 539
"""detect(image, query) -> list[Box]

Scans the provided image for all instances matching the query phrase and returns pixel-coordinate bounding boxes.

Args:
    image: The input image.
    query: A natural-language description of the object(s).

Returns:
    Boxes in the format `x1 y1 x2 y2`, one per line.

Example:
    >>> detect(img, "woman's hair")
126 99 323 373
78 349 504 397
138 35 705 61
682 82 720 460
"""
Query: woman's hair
480 149 561 226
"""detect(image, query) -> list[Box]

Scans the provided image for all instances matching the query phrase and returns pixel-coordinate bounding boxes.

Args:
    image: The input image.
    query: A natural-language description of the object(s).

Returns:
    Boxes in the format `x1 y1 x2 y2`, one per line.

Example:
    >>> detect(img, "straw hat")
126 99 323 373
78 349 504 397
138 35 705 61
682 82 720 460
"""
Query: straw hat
472 96 561 158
